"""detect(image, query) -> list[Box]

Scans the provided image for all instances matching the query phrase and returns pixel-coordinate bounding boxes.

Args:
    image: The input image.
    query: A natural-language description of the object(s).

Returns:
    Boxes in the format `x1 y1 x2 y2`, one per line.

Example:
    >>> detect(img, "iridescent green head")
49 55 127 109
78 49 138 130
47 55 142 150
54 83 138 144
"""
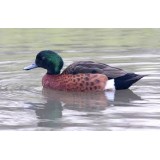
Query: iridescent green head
24 50 64 75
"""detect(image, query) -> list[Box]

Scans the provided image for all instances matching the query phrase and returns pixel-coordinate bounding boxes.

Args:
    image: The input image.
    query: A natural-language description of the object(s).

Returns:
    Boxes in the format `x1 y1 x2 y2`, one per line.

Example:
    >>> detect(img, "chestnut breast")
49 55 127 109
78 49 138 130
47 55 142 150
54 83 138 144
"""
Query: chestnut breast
42 73 108 92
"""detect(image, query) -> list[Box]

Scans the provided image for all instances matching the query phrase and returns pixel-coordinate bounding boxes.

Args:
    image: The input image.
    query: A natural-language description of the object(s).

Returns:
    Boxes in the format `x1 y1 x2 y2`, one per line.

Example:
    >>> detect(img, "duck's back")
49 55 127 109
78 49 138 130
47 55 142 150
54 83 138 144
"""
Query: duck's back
62 61 127 79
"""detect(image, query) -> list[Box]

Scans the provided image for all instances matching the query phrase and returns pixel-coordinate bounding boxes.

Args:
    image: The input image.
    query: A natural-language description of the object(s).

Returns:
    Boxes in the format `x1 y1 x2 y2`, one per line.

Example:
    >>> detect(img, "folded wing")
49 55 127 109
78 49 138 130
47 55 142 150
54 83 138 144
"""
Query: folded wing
62 61 127 79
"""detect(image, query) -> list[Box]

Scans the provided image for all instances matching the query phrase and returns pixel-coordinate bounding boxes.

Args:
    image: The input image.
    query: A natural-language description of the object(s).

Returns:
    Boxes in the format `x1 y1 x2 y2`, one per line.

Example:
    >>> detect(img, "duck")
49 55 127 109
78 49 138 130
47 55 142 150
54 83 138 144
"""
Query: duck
24 50 146 92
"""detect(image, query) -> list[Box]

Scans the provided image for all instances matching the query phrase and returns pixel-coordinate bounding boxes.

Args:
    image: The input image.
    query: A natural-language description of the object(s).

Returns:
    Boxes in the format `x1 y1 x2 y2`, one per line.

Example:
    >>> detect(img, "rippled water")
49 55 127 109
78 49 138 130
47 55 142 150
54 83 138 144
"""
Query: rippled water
0 29 160 130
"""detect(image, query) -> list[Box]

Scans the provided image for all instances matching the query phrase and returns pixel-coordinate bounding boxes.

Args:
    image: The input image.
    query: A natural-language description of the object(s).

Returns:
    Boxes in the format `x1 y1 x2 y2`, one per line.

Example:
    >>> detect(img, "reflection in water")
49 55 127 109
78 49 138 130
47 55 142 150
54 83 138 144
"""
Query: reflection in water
33 88 142 128
35 100 63 128
42 88 109 111
114 90 142 103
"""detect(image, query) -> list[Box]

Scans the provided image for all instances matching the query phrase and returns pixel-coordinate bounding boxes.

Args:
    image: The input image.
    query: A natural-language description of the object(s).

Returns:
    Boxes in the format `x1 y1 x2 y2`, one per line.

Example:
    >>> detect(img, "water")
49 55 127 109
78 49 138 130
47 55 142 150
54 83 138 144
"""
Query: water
0 29 160 130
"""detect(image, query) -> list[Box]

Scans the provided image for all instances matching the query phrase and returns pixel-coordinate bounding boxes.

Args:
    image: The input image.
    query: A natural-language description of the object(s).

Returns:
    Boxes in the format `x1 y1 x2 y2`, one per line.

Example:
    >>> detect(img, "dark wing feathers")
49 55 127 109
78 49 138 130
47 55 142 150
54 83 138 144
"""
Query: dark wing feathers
62 61 127 79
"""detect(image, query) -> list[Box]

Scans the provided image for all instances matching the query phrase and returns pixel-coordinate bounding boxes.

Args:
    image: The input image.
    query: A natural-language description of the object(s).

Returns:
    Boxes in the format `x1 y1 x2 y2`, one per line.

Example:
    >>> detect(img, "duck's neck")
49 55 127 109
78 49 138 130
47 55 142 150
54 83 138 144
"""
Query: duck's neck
46 59 64 75
47 68 61 75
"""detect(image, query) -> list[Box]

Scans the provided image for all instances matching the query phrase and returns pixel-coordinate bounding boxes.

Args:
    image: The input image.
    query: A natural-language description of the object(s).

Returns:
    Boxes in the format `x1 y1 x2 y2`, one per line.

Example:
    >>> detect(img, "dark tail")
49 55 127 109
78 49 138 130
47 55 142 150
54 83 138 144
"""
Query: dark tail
114 73 147 90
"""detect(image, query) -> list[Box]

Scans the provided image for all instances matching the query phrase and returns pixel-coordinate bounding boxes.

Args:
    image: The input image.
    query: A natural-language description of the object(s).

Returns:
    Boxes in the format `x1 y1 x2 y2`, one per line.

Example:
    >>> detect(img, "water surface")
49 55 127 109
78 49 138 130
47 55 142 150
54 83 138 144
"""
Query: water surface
0 29 160 130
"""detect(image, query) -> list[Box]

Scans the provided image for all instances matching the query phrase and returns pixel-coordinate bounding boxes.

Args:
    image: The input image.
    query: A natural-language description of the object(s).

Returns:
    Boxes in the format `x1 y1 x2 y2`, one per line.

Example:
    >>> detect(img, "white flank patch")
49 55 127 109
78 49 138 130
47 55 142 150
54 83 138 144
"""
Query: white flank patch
105 79 115 91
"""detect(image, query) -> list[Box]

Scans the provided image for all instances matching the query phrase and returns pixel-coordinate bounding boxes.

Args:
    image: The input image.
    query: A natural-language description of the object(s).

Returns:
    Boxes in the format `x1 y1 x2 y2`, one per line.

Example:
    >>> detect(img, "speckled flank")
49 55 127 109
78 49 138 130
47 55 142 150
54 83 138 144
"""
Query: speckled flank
42 73 108 92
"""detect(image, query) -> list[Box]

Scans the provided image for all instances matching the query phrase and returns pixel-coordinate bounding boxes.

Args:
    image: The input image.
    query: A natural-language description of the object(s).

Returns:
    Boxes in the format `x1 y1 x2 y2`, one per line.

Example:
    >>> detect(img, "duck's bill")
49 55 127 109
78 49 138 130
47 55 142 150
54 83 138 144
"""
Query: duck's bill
24 63 38 70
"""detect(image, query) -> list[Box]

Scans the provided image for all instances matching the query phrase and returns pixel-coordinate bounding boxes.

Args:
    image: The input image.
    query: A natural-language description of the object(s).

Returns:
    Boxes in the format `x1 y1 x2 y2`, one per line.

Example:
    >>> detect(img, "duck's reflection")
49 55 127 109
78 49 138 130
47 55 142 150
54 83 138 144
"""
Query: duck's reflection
42 88 109 111
33 88 142 128
114 89 142 102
